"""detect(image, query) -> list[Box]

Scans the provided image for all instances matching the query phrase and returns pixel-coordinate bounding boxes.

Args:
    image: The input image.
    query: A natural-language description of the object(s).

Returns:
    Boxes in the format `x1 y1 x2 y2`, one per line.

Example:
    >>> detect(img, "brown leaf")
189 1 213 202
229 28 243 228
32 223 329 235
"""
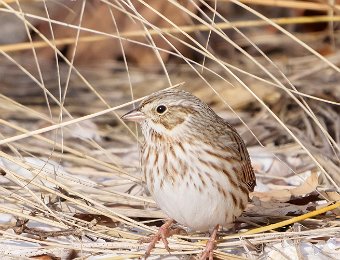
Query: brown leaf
251 172 319 202
30 255 55 260
321 191 340 215
247 198 313 216
290 171 318 196
73 213 119 228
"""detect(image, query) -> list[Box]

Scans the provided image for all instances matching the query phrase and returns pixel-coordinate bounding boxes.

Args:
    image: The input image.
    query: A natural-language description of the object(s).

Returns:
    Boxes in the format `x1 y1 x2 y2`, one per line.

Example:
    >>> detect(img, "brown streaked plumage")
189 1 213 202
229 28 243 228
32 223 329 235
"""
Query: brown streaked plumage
122 89 256 259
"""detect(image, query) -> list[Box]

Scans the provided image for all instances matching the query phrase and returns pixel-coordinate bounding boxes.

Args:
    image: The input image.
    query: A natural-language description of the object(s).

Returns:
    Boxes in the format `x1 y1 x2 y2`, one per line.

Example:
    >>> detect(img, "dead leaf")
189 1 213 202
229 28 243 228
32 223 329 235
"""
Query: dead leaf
321 191 340 215
290 171 318 196
30 255 55 260
251 172 319 202
247 198 313 216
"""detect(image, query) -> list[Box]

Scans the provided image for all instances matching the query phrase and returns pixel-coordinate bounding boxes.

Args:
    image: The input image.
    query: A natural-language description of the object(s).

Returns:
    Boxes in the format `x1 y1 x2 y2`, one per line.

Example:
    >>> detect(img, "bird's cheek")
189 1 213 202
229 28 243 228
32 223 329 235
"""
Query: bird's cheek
160 120 175 130
168 117 186 131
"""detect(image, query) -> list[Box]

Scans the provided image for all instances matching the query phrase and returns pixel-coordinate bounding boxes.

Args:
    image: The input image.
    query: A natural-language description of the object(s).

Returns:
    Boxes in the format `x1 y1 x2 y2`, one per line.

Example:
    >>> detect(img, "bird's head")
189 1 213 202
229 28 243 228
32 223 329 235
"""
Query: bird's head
121 89 216 141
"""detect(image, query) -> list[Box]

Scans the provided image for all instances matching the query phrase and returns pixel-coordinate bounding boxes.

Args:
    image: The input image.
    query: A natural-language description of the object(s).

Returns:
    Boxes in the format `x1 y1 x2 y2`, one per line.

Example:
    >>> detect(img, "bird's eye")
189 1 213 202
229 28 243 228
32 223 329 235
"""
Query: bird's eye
156 105 167 114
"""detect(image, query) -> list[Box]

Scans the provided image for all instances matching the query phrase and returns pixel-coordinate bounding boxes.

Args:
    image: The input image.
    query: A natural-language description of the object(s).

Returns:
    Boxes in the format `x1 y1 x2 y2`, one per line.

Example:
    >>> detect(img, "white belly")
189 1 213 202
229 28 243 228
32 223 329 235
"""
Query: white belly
147 169 246 232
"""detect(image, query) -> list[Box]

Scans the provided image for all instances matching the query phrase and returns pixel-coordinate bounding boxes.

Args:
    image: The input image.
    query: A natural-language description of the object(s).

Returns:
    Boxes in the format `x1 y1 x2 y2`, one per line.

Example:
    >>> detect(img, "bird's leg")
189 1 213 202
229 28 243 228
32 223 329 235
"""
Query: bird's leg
142 219 177 258
199 224 219 260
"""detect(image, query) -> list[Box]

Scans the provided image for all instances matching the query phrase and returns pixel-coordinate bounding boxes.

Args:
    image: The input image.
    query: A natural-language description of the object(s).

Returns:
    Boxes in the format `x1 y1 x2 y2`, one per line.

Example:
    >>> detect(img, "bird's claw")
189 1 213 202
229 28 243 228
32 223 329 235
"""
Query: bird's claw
198 225 219 260
141 219 174 258
198 240 215 260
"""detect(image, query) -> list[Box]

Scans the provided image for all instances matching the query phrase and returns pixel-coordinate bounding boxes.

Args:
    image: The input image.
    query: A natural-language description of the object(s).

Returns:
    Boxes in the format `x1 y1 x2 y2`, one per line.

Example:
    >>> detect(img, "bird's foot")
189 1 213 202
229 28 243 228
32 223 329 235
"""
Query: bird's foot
140 219 180 258
198 225 219 260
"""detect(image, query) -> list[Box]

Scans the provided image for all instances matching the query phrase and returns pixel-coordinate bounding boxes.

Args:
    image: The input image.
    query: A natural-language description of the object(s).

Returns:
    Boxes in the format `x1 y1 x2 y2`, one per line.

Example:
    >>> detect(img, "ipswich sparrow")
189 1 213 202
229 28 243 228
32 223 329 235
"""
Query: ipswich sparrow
122 89 256 259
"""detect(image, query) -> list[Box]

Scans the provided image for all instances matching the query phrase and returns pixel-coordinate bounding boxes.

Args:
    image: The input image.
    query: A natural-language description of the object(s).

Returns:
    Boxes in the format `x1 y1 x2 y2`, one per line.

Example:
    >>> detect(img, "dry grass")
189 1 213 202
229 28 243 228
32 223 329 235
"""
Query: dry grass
0 0 339 259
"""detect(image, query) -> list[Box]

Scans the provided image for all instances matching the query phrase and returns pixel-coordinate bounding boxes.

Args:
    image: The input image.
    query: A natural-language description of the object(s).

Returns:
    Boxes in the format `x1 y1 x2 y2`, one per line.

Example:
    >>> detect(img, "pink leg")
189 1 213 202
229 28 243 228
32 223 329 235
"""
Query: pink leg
199 225 219 260
142 219 175 258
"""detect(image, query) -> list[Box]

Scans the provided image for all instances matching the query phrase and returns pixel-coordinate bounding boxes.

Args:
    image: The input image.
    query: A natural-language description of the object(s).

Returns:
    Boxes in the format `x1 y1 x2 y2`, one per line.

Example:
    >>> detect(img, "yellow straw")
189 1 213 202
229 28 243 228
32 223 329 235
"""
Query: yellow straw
224 201 340 239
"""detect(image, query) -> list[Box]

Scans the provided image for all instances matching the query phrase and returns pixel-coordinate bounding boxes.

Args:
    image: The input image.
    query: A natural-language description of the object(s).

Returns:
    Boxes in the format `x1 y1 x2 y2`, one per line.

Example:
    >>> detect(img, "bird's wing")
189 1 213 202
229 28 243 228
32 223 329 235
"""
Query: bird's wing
223 123 256 192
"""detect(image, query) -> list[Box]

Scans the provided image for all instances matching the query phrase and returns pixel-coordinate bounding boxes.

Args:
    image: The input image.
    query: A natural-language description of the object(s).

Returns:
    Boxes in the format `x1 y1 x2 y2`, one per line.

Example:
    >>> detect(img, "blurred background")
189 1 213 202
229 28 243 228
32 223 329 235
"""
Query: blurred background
0 1 339 259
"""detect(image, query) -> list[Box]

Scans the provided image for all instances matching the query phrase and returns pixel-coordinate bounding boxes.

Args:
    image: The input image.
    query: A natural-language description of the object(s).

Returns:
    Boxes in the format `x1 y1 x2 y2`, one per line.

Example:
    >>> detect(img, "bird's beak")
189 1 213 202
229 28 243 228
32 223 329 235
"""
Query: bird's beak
121 108 146 123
